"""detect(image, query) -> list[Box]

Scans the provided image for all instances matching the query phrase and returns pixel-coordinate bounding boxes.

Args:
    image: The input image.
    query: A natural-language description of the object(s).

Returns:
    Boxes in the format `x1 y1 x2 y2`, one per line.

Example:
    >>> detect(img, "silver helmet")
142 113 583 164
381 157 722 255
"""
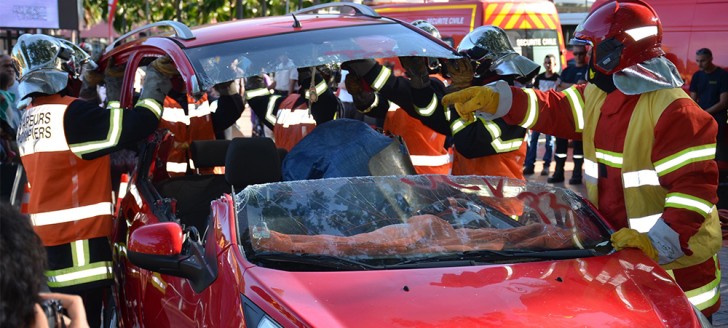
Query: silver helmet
12 34 94 99
457 25 539 80
411 20 441 40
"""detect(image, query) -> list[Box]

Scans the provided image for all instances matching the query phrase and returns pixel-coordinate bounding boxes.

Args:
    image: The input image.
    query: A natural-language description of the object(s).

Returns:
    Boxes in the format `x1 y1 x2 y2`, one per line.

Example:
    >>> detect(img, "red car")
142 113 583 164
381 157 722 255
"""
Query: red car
106 4 710 327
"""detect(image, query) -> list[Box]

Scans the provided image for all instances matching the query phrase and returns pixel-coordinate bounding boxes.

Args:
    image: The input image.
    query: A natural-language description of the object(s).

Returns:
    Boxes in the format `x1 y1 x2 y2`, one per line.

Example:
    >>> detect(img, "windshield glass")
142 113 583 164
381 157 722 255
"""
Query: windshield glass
237 175 611 269
184 23 459 90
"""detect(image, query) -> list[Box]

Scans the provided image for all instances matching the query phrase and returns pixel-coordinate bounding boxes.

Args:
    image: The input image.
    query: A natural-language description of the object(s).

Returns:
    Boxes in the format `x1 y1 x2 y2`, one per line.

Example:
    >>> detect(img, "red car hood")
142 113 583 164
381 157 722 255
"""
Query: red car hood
243 249 697 327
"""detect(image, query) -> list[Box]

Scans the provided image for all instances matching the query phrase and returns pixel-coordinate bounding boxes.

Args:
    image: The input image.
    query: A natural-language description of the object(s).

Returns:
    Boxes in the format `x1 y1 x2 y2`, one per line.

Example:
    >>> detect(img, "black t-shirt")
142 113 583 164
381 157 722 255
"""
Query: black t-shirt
690 67 728 122
560 65 588 84
534 72 560 91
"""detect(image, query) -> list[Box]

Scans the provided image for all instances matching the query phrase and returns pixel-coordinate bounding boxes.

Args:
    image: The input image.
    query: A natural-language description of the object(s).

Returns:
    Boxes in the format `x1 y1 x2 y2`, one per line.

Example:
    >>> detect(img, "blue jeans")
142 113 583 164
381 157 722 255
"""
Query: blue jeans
524 131 553 168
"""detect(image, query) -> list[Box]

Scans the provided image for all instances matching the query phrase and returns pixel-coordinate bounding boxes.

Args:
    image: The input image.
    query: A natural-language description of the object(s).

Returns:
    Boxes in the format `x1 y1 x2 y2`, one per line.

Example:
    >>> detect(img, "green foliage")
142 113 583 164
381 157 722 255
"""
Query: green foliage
84 0 336 34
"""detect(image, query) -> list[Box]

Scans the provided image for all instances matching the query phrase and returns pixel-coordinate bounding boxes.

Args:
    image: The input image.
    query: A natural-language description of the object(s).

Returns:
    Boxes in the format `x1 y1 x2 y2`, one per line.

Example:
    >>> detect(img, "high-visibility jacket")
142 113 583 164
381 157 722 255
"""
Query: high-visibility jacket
384 105 452 174
17 95 113 289
274 94 316 151
160 93 215 175
500 82 721 315
449 116 527 179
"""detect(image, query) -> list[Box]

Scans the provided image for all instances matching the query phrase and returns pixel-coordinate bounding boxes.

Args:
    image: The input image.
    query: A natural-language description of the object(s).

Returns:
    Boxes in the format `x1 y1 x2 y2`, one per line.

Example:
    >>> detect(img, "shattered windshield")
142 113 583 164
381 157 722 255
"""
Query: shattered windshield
236 175 612 270
184 23 460 91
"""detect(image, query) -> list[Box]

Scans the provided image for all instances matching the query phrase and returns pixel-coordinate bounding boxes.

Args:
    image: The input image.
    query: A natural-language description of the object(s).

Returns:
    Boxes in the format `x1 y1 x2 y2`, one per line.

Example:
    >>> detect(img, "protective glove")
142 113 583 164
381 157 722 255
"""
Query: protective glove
104 59 126 102
213 80 238 96
150 55 180 78
344 73 377 112
398 56 430 89
443 58 474 92
81 65 104 88
610 228 659 262
441 86 499 122
341 59 378 78
140 59 173 104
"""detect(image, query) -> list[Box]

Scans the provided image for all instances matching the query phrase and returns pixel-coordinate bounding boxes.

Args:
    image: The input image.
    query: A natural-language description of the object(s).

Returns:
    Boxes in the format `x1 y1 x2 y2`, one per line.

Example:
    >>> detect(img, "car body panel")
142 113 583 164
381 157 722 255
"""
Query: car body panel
243 249 692 327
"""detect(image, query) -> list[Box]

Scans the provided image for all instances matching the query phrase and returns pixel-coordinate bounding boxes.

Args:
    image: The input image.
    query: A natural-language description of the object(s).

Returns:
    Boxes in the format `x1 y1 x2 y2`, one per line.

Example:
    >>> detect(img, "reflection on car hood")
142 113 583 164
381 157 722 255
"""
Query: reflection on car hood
244 250 696 327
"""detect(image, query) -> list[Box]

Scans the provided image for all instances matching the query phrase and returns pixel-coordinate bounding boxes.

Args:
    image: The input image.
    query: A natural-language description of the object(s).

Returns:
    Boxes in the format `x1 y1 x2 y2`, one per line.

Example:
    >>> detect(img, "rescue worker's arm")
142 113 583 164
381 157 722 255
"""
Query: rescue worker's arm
648 99 719 262
304 73 340 125
64 64 172 160
209 81 245 133
450 118 526 158
342 59 417 112
442 82 586 141
343 72 388 120
245 89 283 131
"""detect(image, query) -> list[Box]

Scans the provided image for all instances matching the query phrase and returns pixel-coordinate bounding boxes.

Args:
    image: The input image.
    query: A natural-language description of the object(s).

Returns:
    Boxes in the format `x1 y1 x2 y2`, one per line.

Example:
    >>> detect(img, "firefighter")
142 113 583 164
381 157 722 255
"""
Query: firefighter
344 25 540 179
443 0 722 317
156 57 246 176
245 65 341 151
12 34 173 326
342 20 453 174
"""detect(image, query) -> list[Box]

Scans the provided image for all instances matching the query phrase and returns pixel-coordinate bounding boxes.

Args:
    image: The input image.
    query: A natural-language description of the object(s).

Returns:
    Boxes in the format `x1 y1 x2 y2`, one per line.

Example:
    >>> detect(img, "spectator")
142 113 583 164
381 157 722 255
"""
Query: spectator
271 53 298 97
523 54 559 176
0 202 89 328
689 48 728 170
551 45 588 184
0 56 22 205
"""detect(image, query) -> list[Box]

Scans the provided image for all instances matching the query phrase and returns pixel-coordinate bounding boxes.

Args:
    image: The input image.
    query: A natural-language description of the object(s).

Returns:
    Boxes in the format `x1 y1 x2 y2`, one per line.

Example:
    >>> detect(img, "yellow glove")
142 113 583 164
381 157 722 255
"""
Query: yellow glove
150 55 180 78
441 86 499 122
444 58 474 92
611 228 659 262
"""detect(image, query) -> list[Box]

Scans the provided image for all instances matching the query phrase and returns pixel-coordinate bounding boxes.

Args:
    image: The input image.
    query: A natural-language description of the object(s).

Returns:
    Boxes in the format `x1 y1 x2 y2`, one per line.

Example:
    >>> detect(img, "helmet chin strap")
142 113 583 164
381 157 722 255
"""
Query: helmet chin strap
587 60 616 93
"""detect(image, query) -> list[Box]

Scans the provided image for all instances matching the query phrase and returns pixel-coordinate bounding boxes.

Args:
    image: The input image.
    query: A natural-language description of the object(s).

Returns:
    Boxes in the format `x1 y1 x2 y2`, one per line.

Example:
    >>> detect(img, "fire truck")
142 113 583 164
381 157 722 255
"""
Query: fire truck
365 0 568 73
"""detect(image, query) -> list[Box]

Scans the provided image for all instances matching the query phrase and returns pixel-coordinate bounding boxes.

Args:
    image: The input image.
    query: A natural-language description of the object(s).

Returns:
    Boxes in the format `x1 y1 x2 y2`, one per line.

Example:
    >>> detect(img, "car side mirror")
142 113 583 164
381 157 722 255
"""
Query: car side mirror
128 222 217 292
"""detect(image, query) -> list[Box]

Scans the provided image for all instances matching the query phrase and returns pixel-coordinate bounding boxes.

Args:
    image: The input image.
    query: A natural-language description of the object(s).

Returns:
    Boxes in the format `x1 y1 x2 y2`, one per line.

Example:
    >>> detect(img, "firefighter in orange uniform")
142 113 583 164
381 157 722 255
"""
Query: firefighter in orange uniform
444 0 722 317
13 34 173 326
158 57 245 176
245 65 341 151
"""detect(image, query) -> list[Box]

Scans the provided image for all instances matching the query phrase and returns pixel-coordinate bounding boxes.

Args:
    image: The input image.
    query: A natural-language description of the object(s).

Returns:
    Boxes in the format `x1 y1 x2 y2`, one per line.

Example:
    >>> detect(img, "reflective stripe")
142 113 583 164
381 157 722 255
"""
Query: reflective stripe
70 106 123 155
410 154 452 167
484 121 522 152
361 94 380 113
519 88 538 129
46 261 113 288
71 240 90 266
665 192 714 217
31 202 113 226
277 109 316 127
584 159 598 184
415 94 438 117
622 170 660 188
136 98 162 118
151 272 167 293
266 95 281 126
628 213 661 232
563 86 585 132
684 256 721 310
372 66 392 91
625 26 659 42
450 118 470 134
554 153 567 158
304 80 328 99
166 161 188 173
107 101 121 109
162 107 190 124
654 144 716 176
245 87 272 99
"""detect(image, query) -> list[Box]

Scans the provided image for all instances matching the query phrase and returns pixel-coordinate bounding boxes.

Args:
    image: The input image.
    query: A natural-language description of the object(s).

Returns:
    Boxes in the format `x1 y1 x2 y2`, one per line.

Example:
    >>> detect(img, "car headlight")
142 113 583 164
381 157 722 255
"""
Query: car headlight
242 295 283 328
692 305 712 327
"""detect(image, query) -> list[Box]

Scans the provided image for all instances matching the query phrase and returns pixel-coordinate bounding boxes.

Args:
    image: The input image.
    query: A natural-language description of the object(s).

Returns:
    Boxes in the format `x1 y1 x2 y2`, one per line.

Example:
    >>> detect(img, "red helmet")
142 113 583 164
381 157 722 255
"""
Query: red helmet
571 0 664 75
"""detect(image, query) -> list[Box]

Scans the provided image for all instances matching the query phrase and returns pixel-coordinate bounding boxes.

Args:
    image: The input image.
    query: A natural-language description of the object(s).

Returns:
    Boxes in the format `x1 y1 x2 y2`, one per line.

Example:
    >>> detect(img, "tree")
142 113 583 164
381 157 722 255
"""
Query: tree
84 0 336 34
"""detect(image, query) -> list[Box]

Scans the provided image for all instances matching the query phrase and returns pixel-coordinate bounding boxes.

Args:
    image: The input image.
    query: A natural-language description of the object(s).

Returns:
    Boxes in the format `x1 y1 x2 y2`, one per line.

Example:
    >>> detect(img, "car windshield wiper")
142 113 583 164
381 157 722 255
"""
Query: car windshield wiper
250 251 379 270
389 249 599 268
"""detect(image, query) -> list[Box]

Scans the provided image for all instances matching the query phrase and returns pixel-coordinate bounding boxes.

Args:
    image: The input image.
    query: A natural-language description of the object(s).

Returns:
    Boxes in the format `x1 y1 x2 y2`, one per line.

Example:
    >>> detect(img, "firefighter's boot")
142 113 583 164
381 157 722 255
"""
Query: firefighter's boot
548 158 565 183
569 158 583 185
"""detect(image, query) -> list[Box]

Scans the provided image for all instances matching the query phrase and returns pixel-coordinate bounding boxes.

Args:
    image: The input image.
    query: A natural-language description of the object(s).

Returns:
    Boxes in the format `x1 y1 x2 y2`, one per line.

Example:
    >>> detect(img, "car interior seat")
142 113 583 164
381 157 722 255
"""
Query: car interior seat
225 137 283 193
155 140 232 234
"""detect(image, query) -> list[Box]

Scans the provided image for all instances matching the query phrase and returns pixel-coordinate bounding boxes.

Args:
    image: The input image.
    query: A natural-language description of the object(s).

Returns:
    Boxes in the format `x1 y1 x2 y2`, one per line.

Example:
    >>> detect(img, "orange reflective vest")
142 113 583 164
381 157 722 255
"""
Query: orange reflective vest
17 95 113 246
160 93 215 176
451 142 527 180
274 94 316 151
384 107 452 174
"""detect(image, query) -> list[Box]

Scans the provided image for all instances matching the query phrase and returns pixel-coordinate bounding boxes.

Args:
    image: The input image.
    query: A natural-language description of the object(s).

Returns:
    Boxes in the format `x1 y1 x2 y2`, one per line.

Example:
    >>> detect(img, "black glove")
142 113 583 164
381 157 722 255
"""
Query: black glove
399 56 430 89
345 73 377 112
213 80 238 96
341 59 378 78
